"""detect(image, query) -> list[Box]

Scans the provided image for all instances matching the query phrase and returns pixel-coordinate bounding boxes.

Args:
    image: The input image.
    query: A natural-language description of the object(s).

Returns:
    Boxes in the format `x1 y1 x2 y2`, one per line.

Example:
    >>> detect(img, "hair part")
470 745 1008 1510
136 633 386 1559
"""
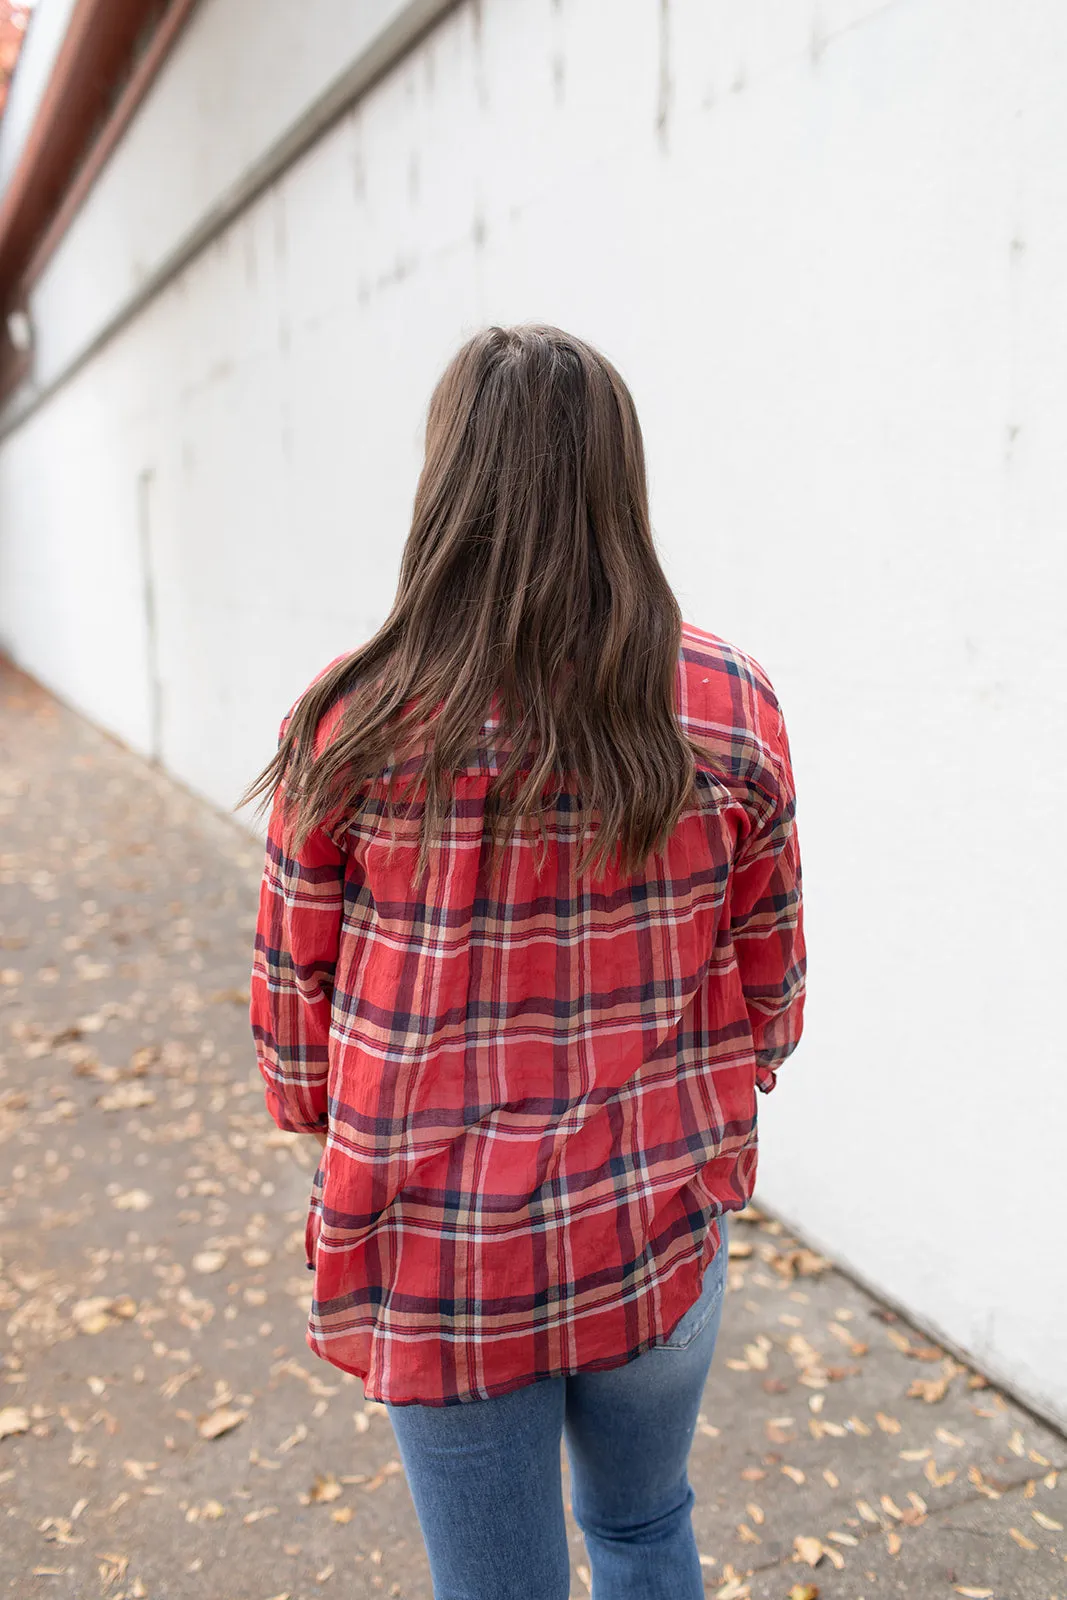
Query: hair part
241 323 709 881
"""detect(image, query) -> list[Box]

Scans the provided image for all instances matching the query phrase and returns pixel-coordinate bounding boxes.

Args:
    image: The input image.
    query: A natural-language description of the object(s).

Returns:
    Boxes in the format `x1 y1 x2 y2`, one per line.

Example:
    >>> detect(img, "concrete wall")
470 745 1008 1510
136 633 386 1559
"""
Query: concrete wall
1 0 1065 1425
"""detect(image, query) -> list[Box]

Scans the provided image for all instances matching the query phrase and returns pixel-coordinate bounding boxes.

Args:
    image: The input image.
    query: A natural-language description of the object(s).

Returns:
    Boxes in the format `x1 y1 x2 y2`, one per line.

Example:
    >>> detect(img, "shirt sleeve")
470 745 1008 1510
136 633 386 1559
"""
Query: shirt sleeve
730 702 806 1094
250 781 346 1135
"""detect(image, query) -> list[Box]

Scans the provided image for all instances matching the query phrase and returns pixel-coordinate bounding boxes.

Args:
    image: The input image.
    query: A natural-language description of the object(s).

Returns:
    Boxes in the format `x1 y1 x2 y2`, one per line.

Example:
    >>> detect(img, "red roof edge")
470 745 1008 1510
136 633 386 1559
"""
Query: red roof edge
0 0 199 399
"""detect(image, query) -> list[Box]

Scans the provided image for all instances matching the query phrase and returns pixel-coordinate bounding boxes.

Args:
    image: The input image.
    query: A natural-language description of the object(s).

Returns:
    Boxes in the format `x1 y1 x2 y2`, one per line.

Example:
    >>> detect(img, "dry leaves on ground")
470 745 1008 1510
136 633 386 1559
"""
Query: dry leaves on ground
303 1472 343 1504
794 1535 825 1568
196 1407 247 1440
0 1405 30 1439
96 1083 155 1111
191 1249 227 1274
71 1296 137 1335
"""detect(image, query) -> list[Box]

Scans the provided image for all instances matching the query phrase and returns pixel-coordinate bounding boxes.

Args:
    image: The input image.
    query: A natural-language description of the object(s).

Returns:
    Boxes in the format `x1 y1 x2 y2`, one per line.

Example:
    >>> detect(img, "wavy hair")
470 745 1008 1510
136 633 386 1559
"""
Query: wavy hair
241 324 709 880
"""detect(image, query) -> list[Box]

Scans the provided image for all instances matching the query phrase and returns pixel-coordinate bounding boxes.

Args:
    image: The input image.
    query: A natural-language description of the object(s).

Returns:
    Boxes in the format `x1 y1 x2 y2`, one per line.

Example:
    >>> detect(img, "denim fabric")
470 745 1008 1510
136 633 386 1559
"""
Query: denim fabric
385 1221 729 1599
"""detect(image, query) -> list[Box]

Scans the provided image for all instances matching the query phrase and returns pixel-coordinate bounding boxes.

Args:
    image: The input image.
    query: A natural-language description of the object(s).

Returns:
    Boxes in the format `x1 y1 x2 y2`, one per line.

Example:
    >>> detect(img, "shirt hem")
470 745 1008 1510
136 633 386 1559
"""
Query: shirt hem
303 1227 729 1408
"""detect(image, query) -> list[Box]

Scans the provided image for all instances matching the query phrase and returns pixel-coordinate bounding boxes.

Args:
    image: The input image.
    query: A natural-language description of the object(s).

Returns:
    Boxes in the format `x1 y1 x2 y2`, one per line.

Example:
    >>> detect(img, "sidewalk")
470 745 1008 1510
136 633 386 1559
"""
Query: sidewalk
1 656 1064 1600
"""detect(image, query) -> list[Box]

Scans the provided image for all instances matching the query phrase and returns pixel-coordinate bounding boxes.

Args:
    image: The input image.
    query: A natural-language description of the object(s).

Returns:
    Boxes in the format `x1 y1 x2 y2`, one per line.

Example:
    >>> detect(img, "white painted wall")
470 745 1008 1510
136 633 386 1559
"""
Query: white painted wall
1 0 1064 1425
23 0 457 388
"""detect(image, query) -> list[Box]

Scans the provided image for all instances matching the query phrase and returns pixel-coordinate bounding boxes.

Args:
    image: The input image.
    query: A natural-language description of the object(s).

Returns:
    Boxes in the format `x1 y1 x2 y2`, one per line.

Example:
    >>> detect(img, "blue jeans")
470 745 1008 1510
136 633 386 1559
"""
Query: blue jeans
385 1221 728 1600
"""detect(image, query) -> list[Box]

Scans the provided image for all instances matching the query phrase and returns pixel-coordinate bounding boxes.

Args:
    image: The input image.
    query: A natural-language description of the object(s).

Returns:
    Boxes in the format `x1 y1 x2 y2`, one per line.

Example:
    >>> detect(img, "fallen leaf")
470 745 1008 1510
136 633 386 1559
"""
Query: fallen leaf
276 1423 308 1453
331 1506 354 1524
71 1296 136 1335
794 1536 824 1568
827 1531 858 1546
113 1189 152 1211
192 1250 227 1275
792 1249 830 1276
886 1530 902 1555
886 1326 944 1360
766 1247 830 1283
781 1465 806 1485
728 1240 753 1259
362 1459 403 1493
924 1459 957 1489
788 1588 820 1600
953 1589 994 1598
306 1473 343 1504
828 1322 868 1357
95 1554 129 1587
908 1374 951 1404
1008 1527 1037 1550
967 1465 1001 1500
197 1408 246 1440
0 1406 30 1439
1032 1509 1063 1531
39 1515 80 1546
97 1083 155 1111
72 1297 116 1335
876 1411 901 1433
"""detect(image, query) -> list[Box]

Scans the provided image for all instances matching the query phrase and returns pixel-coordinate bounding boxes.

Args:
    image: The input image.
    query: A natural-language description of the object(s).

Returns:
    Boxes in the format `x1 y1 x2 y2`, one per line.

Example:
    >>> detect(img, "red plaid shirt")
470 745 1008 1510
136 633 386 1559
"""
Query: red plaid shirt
251 622 805 1406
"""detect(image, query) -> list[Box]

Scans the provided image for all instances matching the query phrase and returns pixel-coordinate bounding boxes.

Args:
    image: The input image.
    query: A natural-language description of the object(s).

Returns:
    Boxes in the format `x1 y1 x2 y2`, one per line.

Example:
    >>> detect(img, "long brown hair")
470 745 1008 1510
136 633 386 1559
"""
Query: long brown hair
241 323 709 880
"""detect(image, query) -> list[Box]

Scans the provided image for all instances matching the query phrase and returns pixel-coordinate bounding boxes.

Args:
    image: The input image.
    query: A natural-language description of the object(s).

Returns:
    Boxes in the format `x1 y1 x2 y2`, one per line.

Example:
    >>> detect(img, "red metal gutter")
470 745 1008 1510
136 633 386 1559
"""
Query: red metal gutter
0 0 153 292
21 0 199 287
0 0 199 353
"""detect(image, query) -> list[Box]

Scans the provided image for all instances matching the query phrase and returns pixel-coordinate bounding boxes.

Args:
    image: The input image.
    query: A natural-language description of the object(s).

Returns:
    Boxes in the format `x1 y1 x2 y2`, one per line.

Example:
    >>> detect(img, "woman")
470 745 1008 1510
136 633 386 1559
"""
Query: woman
244 324 805 1600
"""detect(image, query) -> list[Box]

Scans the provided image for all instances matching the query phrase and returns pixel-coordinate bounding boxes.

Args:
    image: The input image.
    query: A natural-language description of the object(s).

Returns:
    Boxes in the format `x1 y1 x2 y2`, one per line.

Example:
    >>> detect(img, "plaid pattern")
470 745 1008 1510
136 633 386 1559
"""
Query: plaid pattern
251 622 805 1405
